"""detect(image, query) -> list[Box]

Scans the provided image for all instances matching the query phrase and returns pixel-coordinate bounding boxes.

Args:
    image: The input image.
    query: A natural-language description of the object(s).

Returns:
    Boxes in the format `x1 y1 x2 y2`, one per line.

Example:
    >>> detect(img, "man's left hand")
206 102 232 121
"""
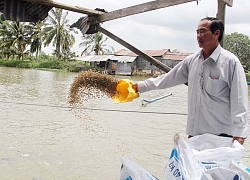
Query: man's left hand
233 137 245 145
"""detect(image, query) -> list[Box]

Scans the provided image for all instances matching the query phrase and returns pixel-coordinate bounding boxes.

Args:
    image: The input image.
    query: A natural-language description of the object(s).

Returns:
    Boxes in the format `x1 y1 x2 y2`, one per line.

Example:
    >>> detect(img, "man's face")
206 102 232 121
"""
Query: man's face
196 20 219 49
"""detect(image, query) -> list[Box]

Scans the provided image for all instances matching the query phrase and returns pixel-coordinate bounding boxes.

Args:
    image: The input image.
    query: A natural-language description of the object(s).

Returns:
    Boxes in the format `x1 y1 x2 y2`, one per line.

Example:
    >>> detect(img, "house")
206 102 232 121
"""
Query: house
75 54 136 75
108 56 137 76
75 54 114 72
75 50 192 76
162 53 193 68
115 49 170 75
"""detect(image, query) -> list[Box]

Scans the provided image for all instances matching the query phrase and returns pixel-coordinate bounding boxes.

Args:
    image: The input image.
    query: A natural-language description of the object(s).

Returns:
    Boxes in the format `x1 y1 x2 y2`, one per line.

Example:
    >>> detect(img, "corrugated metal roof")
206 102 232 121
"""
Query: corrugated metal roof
76 55 114 62
115 49 170 57
75 55 94 61
115 49 137 56
110 56 136 63
163 53 192 61
143 49 171 57
0 0 52 22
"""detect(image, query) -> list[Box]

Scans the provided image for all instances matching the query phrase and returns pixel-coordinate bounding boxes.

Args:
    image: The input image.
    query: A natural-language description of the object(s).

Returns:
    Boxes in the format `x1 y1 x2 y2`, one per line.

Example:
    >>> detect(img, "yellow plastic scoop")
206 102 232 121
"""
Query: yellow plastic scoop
112 79 139 103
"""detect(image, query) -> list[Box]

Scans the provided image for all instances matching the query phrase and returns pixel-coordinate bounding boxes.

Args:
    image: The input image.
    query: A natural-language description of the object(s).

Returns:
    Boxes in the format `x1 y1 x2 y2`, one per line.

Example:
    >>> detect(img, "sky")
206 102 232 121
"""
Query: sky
45 0 250 55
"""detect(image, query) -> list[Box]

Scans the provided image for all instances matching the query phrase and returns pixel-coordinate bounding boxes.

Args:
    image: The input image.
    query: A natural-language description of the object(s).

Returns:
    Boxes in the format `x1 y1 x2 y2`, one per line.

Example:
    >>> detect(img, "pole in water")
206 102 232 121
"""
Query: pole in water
141 92 172 105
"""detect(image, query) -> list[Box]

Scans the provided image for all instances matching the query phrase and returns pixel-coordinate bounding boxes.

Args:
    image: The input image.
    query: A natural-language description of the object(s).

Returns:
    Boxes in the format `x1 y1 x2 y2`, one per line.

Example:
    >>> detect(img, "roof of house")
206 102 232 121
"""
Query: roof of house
76 55 137 63
163 53 193 61
110 56 137 63
75 51 193 62
115 49 170 57
76 55 114 62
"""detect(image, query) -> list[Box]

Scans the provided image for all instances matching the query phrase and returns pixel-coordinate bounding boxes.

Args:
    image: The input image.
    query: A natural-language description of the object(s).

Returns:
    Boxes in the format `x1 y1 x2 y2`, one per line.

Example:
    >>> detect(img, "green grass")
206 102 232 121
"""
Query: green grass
0 59 94 72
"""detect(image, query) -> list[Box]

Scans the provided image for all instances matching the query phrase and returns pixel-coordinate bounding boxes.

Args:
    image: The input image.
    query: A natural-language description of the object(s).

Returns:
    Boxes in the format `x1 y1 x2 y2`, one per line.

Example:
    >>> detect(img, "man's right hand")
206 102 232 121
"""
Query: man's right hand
233 137 245 145
132 83 138 92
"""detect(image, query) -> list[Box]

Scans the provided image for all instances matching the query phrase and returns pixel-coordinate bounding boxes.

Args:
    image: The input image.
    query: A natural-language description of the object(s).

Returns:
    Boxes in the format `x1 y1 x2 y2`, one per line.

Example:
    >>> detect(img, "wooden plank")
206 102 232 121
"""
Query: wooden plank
216 0 226 47
23 0 103 15
99 0 197 22
220 0 233 7
97 26 172 73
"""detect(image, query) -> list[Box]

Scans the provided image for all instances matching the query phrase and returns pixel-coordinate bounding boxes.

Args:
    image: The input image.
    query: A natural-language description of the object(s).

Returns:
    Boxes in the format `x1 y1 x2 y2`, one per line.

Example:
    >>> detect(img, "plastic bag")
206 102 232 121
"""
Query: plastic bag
201 166 241 180
230 160 250 180
164 133 247 180
164 134 206 180
186 133 245 168
120 155 158 180
119 134 249 180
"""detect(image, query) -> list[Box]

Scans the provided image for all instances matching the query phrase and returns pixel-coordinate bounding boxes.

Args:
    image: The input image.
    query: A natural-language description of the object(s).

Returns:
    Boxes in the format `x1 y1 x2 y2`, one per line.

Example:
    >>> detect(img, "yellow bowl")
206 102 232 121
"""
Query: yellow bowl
112 79 139 103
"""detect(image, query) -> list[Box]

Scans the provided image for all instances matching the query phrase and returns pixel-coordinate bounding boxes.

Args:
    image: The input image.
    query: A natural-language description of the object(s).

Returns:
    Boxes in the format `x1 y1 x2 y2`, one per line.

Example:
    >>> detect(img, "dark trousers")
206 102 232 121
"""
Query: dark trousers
188 133 233 139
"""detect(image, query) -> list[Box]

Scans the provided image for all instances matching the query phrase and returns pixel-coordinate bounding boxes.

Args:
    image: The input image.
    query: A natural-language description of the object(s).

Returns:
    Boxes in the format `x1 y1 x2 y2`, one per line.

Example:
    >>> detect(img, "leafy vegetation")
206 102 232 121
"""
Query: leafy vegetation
0 7 113 63
79 31 114 55
0 58 94 72
246 71 250 82
42 8 77 60
224 32 250 70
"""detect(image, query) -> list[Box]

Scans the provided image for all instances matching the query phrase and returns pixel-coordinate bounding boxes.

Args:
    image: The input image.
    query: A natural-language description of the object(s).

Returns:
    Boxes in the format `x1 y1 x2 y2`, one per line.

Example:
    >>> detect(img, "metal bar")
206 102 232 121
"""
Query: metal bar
97 25 172 73
23 0 103 15
99 0 197 22
141 92 172 104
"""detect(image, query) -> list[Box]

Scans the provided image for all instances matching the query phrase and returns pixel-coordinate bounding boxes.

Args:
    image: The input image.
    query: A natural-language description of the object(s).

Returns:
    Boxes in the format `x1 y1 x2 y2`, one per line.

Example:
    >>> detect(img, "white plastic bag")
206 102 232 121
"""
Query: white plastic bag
164 134 206 180
230 160 250 180
186 133 245 169
120 155 158 180
184 133 248 180
119 134 249 180
201 166 241 180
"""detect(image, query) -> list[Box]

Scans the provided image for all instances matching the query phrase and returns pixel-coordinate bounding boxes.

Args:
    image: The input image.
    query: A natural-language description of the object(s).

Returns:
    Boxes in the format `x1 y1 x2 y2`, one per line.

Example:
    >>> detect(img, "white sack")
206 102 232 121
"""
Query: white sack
164 134 206 180
120 155 158 180
186 133 244 167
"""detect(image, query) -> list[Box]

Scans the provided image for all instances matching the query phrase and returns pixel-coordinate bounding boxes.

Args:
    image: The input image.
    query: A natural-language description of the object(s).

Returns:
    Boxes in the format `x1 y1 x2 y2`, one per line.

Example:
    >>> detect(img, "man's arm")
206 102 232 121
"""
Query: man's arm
230 60 248 142
134 59 189 93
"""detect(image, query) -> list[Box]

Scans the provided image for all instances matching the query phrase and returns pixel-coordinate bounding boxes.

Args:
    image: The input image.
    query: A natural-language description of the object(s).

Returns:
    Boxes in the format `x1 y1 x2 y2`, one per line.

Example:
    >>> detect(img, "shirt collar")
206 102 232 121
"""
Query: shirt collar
209 44 221 62
198 44 221 62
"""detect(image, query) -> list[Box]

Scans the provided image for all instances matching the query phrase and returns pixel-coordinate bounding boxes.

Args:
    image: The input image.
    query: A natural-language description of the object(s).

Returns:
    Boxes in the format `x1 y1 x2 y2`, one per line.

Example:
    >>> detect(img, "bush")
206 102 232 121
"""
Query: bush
36 60 61 69
246 71 250 82
0 59 93 72
0 59 31 68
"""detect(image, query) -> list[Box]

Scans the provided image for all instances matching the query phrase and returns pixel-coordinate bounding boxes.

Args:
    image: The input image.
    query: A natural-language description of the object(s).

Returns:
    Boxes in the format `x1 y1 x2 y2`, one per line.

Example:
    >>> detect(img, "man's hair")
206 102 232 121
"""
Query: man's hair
200 17 224 42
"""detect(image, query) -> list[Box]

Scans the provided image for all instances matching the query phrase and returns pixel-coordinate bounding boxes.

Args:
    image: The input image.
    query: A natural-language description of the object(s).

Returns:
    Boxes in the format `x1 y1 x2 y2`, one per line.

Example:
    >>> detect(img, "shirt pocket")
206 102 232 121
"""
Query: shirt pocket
204 76 229 97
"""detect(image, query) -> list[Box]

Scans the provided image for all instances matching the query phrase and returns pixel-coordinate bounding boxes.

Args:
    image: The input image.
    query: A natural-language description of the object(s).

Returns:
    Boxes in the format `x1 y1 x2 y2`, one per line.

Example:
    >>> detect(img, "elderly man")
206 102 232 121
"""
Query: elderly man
132 17 248 144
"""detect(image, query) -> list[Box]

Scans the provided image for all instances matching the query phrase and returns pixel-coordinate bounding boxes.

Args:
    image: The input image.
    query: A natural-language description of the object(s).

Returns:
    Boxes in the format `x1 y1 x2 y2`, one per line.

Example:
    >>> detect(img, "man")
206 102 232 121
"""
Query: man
132 17 248 145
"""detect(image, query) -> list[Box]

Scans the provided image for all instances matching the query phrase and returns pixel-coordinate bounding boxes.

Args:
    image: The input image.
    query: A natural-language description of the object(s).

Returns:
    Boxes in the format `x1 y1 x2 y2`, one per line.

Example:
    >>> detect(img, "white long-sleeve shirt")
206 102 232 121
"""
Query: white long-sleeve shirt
138 45 248 138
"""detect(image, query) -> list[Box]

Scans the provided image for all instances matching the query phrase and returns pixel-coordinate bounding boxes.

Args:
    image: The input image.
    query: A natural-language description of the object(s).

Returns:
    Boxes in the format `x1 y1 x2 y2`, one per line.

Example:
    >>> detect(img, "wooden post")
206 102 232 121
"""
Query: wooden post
23 0 102 15
216 0 226 47
99 0 197 23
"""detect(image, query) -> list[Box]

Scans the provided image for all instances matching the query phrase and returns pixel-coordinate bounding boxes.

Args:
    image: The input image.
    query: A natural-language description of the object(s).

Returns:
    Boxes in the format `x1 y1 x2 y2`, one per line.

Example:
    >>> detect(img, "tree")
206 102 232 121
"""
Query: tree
0 21 33 60
172 49 181 53
0 13 6 59
224 32 250 69
30 21 45 61
43 8 76 60
79 31 114 55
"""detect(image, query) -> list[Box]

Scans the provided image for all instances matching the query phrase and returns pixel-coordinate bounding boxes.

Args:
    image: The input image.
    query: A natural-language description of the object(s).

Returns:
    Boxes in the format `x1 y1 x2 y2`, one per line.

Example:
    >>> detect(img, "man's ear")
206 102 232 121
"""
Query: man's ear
214 30 220 37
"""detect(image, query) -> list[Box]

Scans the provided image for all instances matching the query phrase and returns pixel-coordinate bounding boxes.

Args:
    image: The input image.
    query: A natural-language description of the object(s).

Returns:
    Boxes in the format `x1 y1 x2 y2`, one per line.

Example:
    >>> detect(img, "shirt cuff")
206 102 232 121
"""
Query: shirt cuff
137 81 148 93
233 125 248 138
